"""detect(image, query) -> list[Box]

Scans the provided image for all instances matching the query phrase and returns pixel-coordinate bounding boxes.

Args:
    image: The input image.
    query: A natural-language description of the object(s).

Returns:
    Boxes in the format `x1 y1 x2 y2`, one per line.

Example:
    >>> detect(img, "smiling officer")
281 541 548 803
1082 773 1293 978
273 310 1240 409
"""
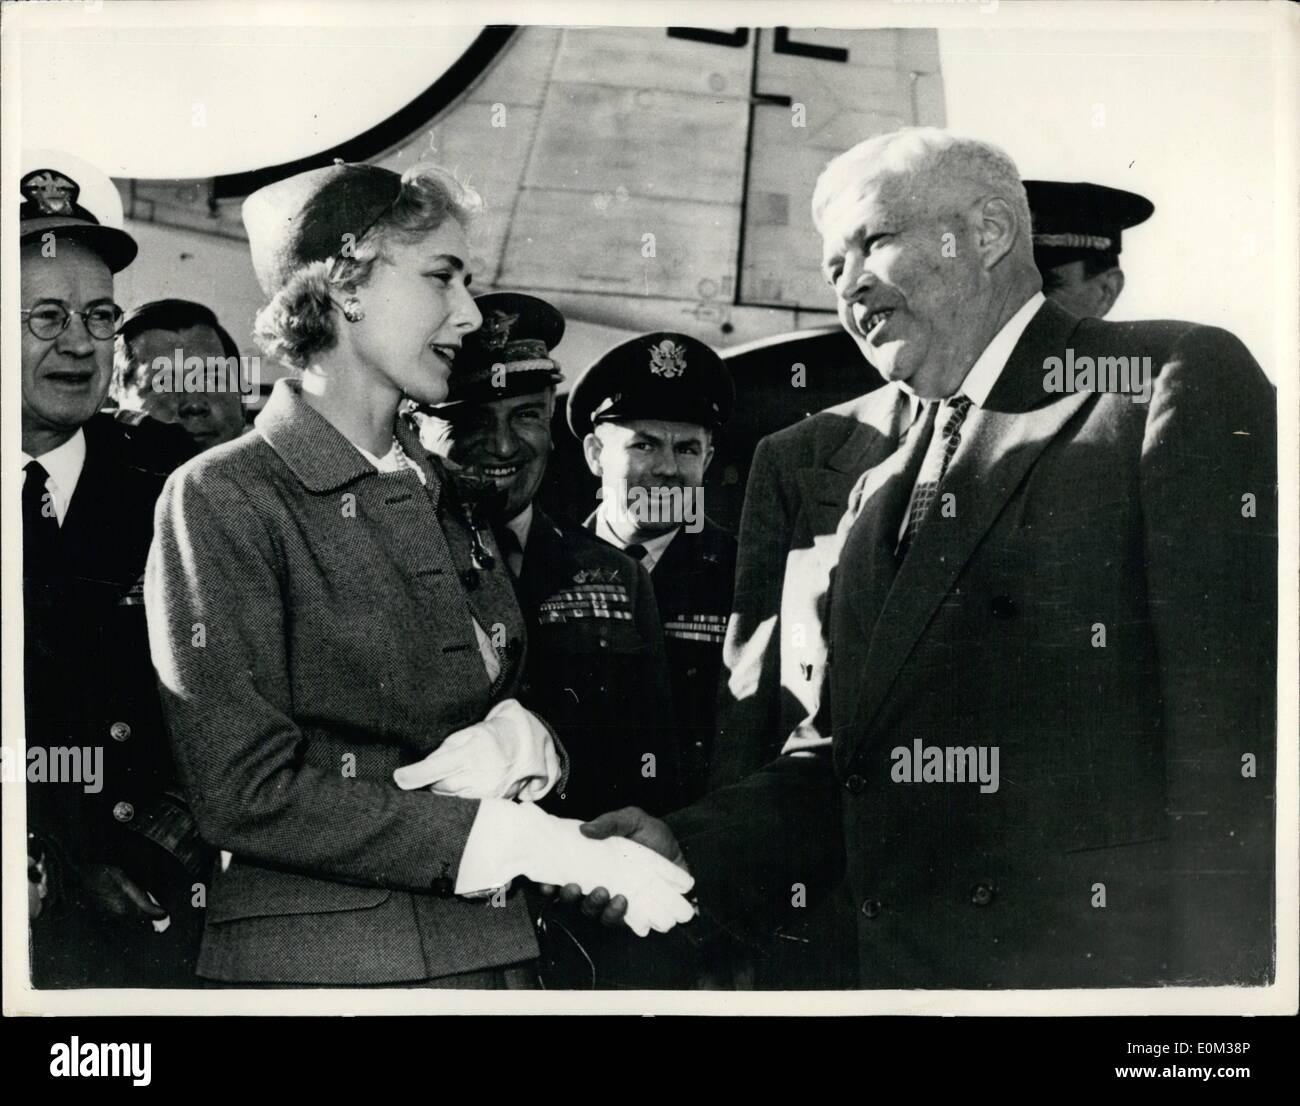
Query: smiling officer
421 293 681 820
568 333 738 803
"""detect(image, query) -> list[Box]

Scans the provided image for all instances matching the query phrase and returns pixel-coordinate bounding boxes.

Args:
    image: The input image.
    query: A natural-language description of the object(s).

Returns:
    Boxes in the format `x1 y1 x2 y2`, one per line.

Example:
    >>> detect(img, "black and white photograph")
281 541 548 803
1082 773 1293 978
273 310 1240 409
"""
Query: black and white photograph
1 0 1296 1055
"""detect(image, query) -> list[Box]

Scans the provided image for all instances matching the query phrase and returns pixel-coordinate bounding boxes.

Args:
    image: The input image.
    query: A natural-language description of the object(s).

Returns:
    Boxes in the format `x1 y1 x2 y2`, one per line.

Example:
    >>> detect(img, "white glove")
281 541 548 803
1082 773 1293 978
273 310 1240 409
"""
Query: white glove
393 699 560 801
455 800 696 938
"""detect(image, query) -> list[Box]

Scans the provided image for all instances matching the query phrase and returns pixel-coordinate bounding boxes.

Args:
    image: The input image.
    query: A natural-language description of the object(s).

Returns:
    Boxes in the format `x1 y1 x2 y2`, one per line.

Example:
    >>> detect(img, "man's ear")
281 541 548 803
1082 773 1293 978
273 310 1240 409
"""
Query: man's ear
582 431 603 477
1093 267 1125 318
973 196 1018 270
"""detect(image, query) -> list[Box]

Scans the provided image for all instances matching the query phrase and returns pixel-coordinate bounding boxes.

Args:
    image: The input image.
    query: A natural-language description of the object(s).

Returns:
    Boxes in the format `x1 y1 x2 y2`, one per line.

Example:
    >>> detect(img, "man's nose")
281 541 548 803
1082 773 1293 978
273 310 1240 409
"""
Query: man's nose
488 420 518 457
837 251 870 303
651 449 679 477
54 312 96 356
179 396 211 418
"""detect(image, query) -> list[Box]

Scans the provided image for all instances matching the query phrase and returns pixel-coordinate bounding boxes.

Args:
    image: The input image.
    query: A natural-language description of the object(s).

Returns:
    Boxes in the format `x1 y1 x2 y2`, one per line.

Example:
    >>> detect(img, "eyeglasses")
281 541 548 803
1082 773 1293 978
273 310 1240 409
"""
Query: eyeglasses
20 302 124 341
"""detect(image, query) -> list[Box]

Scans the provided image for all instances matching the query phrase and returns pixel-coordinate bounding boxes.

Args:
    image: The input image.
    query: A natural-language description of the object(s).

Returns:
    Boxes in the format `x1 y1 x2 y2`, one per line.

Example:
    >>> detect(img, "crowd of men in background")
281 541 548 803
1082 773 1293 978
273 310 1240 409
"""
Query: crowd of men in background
19 133 1275 991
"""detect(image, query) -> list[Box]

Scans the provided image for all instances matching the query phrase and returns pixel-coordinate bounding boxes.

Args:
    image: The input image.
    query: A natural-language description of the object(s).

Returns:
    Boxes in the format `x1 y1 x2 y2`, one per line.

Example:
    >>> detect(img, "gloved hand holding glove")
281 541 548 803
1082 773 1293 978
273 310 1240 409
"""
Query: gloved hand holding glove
448 799 696 938
393 698 560 802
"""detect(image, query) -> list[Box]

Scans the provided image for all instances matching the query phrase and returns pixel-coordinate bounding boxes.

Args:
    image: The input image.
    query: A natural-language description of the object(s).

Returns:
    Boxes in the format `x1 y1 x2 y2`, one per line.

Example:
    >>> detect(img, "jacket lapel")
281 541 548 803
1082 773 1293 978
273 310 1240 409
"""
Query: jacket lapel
795 394 910 536
847 301 1090 749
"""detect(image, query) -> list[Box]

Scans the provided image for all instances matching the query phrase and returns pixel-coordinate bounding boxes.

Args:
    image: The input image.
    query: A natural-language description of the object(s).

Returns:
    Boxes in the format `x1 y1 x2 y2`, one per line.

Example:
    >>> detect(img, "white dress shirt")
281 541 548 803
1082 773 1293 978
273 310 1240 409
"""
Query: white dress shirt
593 507 678 573
21 428 87 526
895 292 1046 542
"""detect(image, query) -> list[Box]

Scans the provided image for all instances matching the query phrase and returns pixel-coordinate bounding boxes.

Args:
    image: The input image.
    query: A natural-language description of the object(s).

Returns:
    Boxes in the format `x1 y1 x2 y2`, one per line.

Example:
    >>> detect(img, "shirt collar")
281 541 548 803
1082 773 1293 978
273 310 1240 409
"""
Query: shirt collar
896 291 1046 416
960 291 1046 408
505 503 534 552
22 428 86 524
594 507 679 573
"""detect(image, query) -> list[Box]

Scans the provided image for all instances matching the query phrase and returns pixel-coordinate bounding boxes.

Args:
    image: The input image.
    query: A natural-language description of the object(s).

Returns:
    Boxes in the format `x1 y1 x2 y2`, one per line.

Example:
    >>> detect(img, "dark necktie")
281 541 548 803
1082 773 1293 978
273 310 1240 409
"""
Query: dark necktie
897 394 973 560
496 526 525 580
22 460 62 579
623 543 648 563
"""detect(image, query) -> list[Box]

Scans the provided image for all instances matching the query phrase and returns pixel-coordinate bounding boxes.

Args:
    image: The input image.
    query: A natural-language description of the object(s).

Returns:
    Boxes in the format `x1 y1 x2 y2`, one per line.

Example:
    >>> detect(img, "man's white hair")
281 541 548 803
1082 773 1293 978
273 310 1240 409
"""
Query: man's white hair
811 127 1031 245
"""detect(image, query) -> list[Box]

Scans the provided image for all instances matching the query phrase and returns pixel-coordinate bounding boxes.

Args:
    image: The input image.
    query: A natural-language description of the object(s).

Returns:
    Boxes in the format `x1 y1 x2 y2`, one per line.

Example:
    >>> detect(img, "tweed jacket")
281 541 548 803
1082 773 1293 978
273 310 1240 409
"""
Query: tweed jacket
671 301 1277 988
145 379 539 984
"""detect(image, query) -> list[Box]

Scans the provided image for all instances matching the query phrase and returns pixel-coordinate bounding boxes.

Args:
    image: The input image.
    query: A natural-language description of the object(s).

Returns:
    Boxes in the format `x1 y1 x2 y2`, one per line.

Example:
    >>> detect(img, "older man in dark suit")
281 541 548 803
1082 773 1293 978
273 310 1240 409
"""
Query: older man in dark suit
19 151 213 987
588 127 1276 989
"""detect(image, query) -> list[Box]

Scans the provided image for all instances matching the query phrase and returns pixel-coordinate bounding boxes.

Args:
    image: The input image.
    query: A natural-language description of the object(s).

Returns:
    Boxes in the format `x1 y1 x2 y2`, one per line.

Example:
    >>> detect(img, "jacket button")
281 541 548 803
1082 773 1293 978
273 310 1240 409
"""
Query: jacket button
990 595 1016 620
431 876 454 896
860 897 882 919
845 774 866 794
112 801 135 823
971 882 995 906
109 721 131 742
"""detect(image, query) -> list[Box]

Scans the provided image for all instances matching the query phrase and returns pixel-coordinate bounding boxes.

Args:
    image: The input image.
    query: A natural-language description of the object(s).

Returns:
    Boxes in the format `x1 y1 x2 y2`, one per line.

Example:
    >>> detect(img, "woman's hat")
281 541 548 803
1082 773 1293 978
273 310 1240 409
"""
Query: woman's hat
242 162 401 296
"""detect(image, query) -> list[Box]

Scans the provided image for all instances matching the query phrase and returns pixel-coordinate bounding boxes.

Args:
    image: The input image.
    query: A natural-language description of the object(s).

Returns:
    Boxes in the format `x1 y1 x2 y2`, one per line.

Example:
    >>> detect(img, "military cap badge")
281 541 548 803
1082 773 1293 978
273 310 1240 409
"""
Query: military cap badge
22 170 79 216
481 309 520 351
648 339 687 379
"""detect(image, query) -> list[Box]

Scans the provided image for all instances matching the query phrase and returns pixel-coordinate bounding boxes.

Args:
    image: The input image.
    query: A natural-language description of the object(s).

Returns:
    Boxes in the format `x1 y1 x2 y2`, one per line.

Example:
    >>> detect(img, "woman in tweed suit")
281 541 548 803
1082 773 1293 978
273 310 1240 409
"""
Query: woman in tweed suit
143 162 693 987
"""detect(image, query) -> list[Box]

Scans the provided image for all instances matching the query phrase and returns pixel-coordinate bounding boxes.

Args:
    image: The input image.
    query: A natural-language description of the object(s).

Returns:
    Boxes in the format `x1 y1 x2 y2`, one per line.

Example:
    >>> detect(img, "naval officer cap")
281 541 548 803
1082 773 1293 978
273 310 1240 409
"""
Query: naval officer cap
20 149 137 273
567 331 735 439
242 160 402 297
1025 180 1154 267
433 292 565 409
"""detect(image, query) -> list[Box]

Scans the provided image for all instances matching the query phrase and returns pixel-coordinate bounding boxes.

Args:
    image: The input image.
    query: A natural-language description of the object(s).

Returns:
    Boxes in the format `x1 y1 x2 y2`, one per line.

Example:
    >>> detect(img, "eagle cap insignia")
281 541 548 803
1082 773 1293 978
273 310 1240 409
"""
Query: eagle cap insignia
648 339 687 378
22 170 79 216
481 309 519 351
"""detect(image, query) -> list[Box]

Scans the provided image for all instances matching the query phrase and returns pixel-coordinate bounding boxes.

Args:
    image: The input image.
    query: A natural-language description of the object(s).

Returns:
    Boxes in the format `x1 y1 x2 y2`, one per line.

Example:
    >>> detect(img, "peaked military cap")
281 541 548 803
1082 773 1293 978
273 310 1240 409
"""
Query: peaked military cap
1025 180 1154 266
567 331 734 438
20 149 137 273
433 292 565 408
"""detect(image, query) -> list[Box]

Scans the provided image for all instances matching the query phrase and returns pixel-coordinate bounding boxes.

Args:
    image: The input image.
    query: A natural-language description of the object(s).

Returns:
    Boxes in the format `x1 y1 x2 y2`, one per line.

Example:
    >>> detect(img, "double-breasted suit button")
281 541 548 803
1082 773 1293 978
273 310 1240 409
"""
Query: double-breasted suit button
990 595 1016 620
860 897 882 919
109 721 131 742
845 774 866 794
112 801 135 823
971 882 995 906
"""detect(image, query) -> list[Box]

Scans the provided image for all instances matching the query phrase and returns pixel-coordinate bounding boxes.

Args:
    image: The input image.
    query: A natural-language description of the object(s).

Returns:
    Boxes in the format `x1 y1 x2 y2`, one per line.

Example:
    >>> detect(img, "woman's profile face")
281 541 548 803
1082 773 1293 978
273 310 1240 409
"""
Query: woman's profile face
349 219 481 406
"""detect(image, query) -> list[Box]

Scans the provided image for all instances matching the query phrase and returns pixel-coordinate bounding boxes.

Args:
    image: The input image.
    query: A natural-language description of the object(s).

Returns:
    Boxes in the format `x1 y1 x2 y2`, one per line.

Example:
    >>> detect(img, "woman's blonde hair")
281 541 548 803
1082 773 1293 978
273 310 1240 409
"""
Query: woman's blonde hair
253 164 482 369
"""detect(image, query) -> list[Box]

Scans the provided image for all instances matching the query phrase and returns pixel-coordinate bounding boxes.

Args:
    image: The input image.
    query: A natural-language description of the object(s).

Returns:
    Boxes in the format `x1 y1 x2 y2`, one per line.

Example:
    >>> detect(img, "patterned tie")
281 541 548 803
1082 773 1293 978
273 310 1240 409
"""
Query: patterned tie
623 543 648 562
897 394 973 560
22 460 62 578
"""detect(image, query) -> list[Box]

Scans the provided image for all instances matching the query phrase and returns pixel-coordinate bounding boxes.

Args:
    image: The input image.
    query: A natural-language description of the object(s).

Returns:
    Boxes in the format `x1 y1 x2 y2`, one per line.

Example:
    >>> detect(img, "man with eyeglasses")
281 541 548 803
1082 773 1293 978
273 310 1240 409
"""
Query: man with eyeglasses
19 151 213 988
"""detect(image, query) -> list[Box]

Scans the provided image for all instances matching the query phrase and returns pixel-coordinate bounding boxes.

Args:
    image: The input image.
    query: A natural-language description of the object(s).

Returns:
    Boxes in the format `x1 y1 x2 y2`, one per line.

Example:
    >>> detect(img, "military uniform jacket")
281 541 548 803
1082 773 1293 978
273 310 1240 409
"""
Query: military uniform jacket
669 301 1277 988
515 509 680 819
25 413 209 914
145 380 539 985
587 514 737 802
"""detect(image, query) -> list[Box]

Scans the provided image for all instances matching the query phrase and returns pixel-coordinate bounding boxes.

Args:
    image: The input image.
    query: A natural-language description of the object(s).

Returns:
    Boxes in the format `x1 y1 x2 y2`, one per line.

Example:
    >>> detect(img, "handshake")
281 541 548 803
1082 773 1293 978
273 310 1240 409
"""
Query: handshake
394 699 691 937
